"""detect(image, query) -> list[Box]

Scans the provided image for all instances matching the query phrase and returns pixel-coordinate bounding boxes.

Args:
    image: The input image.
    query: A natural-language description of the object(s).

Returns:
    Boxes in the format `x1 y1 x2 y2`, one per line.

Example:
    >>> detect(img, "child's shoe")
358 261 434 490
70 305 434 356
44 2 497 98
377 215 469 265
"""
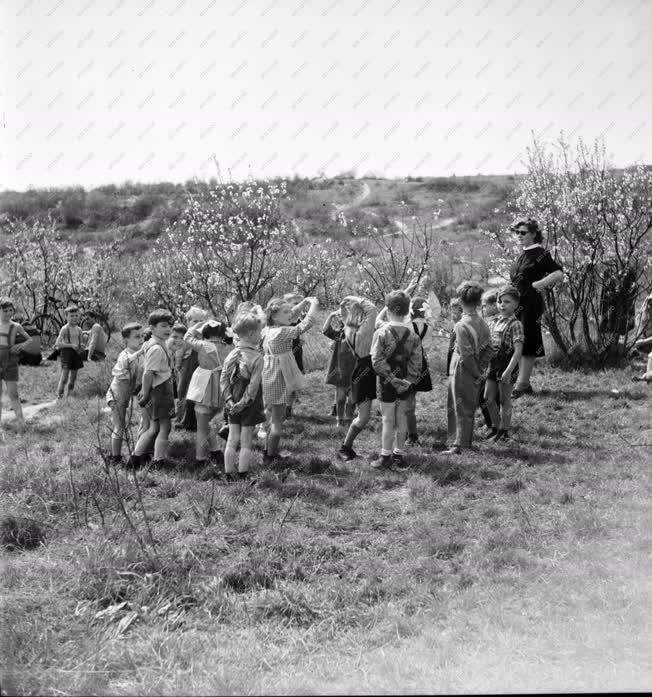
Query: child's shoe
391 453 409 471
285 406 292 419
110 455 123 465
491 429 509 442
125 454 143 469
405 434 420 446
371 453 393 470
484 427 499 440
337 444 357 461
442 445 462 455
151 459 167 468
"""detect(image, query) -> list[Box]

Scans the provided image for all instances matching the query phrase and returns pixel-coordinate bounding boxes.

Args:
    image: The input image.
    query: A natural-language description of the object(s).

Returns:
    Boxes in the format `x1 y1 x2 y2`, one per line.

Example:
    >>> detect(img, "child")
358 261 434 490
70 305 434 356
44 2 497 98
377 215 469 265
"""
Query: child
220 312 265 480
0 297 33 428
84 312 108 362
478 289 500 431
176 307 208 431
405 296 434 445
283 292 308 418
54 305 85 399
261 295 319 465
323 309 356 428
484 285 524 442
167 322 187 404
106 323 145 462
446 297 463 375
131 309 176 467
370 290 422 470
184 319 232 467
445 281 494 455
336 295 378 462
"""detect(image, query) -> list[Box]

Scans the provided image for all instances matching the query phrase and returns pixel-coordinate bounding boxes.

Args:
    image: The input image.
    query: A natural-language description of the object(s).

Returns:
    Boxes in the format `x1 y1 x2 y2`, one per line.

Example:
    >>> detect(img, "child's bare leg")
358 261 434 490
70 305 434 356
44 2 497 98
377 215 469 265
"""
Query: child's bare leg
196 409 219 461
224 422 241 473
344 392 355 420
110 402 127 457
484 380 500 428
499 381 513 430
380 402 396 454
239 426 254 472
57 368 70 398
394 400 408 451
67 369 78 394
343 399 371 449
153 418 171 462
335 387 348 425
6 381 25 427
266 404 286 456
134 419 159 456
0 381 3 422
405 391 417 437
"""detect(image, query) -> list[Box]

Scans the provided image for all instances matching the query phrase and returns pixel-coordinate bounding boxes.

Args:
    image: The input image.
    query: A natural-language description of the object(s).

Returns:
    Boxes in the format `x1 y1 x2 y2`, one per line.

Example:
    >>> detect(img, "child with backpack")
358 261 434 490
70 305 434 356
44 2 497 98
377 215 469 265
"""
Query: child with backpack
370 290 422 470
220 312 265 480
323 309 356 428
405 296 434 445
445 281 494 454
0 297 33 428
483 286 524 442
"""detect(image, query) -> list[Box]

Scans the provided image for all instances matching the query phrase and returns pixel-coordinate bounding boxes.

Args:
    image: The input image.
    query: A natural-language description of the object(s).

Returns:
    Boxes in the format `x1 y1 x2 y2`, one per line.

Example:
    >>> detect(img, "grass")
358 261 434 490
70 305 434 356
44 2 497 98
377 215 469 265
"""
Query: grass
1 345 651 694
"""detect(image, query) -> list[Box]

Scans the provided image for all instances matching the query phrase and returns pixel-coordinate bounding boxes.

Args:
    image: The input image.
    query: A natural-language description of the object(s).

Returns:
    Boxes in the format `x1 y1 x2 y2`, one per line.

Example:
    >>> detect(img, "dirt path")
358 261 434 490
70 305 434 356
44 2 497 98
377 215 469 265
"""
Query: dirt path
331 180 371 220
1 399 58 423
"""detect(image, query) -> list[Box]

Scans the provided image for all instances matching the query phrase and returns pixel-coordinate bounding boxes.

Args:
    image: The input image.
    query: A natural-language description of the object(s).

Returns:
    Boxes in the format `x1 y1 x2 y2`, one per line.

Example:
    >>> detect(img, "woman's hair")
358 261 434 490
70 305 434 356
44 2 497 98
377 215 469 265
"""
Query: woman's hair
385 290 411 318
121 322 142 340
233 312 262 336
481 290 498 305
498 285 520 302
509 216 543 244
456 281 484 306
147 309 174 327
265 297 288 326
201 320 228 340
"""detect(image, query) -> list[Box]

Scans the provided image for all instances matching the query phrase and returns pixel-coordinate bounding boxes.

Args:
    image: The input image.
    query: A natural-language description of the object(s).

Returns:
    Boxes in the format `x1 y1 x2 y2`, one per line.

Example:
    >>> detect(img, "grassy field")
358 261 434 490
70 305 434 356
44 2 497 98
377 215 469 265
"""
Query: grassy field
1 331 651 695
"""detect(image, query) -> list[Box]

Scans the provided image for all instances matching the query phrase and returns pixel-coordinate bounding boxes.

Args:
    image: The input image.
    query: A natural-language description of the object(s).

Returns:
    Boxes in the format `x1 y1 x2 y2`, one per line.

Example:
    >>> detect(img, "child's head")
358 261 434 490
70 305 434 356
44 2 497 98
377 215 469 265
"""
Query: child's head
497 285 520 317
455 281 484 309
449 297 463 323
410 296 428 320
147 308 174 341
201 319 228 342
344 301 365 328
121 322 144 350
184 305 209 325
65 305 80 325
481 290 498 318
385 290 411 322
0 297 15 321
265 298 293 327
237 301 266 327
168 322 187 351
233 312 263 345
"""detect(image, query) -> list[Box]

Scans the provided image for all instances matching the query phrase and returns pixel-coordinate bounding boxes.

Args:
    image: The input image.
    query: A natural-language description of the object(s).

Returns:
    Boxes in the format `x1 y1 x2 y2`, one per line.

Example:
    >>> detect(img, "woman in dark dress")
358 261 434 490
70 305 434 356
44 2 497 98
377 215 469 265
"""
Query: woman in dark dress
508 217 564 398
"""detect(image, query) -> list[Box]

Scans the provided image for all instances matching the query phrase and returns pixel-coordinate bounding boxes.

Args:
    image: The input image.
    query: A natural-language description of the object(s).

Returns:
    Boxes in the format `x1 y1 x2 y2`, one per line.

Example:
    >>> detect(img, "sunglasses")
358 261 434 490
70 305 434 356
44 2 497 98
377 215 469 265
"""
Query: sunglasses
514 229 530 235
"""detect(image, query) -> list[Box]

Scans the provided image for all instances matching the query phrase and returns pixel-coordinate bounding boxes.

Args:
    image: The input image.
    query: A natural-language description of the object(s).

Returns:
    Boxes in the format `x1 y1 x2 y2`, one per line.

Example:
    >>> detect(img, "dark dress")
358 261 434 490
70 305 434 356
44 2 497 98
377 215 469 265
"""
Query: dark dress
412 322 433 392
510 246 562 357
175 348 199 431
324 326 356 388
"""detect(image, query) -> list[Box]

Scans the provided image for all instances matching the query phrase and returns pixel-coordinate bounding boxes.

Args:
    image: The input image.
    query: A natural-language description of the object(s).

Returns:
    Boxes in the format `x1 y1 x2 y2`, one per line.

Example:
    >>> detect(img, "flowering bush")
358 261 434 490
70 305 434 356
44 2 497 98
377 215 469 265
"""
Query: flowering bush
487 136 652 364
134 180 290 319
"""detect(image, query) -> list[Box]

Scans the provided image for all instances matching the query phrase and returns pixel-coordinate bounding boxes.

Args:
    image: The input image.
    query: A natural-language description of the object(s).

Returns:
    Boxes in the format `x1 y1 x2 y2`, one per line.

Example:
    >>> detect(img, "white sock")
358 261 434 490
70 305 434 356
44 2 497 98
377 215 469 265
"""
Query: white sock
224 445 237 473
238 448 252 473
153 438 168 461
380 448 391 456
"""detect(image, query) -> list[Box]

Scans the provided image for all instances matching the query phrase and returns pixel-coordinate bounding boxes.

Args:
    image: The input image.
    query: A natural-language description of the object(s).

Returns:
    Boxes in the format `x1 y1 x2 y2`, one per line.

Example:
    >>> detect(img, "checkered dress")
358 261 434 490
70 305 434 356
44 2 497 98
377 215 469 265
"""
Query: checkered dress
262 316 314 406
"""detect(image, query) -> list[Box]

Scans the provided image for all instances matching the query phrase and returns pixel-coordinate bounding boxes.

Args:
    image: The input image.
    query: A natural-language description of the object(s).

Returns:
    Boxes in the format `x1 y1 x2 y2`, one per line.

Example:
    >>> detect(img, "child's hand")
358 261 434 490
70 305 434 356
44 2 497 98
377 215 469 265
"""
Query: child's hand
230 402 244 415
138 393 150 408
500 369 512 383
9 344 22 354
395 378 412 394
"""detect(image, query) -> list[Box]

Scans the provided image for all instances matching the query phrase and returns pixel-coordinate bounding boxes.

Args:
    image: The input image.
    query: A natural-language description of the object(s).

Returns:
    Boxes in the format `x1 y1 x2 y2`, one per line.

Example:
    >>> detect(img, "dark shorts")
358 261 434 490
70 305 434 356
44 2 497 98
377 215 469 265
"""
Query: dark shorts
0 349 19 382
59 347 84 370
228 388 265 427
350 355 376 404
149 379 175 421
413 351 433 392
292 340 305 373
377 378 413 404
487 347 519 384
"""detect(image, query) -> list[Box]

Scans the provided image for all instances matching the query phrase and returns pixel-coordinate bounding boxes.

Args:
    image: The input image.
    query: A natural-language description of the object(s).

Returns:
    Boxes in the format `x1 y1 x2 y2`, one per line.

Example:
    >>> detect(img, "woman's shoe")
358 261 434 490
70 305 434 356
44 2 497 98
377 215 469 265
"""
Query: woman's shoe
512 385 534 400
442 446 462 455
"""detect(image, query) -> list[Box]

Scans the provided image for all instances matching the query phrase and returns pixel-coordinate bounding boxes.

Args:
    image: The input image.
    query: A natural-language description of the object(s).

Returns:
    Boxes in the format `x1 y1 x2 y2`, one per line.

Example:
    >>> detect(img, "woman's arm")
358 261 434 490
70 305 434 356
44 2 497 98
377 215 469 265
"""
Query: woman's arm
532 269 563 292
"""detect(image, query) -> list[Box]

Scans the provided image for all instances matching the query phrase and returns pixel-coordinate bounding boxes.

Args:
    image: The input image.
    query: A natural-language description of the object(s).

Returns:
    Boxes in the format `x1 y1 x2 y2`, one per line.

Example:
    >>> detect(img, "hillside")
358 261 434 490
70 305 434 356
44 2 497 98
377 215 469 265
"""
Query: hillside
0 175 518 256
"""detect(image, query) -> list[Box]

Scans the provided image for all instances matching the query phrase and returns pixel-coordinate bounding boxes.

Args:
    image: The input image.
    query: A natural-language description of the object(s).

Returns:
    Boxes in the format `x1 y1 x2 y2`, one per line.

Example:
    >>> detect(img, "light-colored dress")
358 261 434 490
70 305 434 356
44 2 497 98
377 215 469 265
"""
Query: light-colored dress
262 316 315 406
184 334 223 413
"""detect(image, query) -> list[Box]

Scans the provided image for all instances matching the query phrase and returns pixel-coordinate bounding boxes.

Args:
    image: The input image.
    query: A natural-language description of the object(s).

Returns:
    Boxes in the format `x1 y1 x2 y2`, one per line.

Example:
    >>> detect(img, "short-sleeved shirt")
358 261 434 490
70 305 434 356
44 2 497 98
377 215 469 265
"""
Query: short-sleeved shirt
144 338 172 387
490 315 524 354
510 246 562 314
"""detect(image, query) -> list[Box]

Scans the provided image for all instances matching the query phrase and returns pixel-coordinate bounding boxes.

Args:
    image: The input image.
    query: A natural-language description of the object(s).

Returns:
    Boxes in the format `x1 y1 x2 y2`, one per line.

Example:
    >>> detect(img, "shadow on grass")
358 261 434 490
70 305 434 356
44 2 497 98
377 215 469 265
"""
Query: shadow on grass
537 388 646 402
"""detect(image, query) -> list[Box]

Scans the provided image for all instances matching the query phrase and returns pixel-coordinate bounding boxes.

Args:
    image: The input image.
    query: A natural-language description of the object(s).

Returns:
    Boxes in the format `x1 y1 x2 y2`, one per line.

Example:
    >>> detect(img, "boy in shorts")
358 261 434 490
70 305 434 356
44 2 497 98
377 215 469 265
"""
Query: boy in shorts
0 297 32 428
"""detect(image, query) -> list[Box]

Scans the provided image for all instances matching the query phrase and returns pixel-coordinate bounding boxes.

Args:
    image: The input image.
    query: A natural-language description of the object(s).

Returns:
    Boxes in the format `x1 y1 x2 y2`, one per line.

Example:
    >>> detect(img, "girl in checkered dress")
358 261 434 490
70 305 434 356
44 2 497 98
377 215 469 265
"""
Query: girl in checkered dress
261 295 319 465
483 285 525 442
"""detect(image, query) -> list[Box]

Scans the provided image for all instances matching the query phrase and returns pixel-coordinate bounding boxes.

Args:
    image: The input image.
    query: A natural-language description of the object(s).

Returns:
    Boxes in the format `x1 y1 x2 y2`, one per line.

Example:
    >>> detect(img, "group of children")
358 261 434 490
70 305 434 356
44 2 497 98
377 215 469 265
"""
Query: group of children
10 277 636 474
95 279 530 479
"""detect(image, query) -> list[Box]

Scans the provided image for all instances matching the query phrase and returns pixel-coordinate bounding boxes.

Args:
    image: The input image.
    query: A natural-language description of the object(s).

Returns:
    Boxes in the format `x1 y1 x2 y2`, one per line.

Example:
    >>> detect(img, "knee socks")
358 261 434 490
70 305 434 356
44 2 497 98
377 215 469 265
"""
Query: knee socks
344 423 362 449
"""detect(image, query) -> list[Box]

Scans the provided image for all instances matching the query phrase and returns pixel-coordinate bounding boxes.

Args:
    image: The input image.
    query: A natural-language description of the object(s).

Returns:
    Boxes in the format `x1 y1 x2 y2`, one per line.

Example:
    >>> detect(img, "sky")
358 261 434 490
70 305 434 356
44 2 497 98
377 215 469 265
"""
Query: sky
2 0 651 191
